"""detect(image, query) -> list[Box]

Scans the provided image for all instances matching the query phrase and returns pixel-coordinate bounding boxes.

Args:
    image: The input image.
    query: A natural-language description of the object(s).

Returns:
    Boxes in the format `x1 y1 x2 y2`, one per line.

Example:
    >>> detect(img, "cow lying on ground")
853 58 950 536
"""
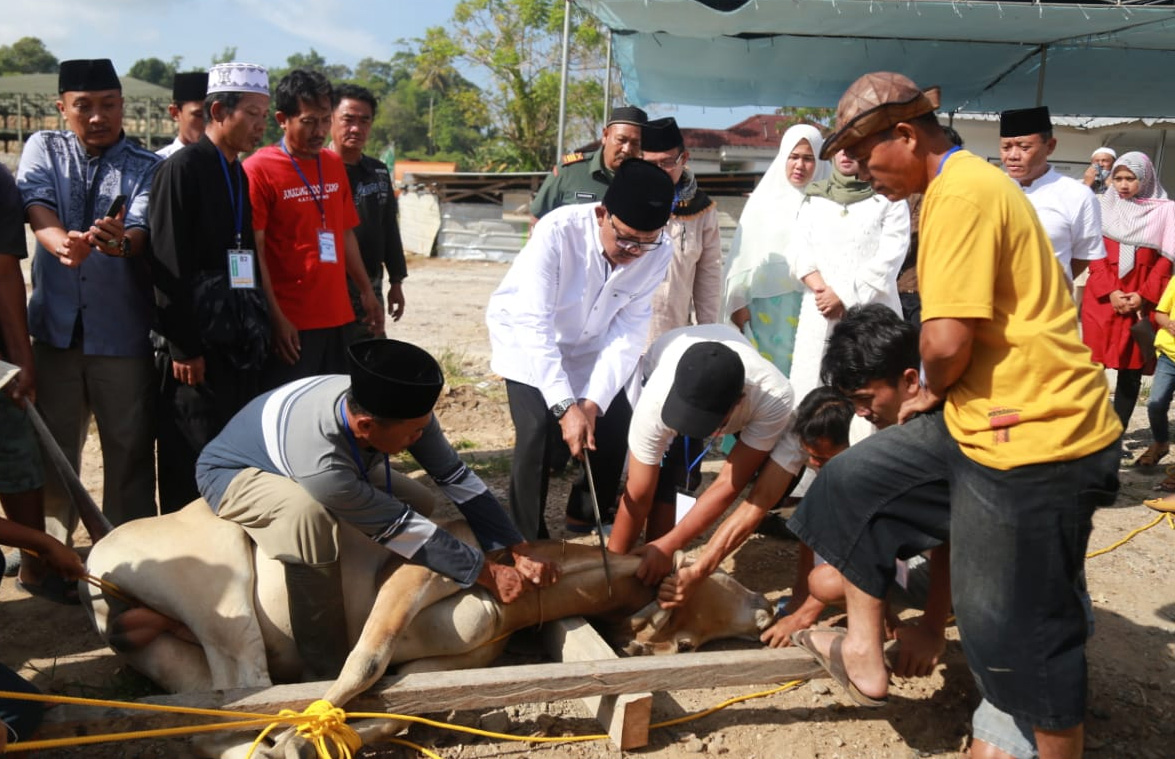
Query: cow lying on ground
81 501 773 758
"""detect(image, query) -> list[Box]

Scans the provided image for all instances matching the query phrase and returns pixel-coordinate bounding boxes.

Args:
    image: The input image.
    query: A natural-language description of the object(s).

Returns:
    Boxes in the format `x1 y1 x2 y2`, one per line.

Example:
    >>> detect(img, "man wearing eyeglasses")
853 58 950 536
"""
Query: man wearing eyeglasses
640 117 722 347
487 159 675 540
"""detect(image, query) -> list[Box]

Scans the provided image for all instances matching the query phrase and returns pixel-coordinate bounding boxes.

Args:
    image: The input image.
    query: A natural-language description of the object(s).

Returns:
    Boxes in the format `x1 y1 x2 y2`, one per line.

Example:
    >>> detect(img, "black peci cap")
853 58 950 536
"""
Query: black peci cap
642 117 684 153
172 71 208 103
348 339 444 420
999 106 1052 138
58 59 121 94
606 105 648 128
602 159 674 232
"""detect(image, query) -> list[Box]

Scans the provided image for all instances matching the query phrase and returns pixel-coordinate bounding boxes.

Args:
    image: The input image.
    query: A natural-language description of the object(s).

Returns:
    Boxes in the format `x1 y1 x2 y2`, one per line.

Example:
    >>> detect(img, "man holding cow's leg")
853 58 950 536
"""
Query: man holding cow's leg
607 323 806 588
197 338 557 679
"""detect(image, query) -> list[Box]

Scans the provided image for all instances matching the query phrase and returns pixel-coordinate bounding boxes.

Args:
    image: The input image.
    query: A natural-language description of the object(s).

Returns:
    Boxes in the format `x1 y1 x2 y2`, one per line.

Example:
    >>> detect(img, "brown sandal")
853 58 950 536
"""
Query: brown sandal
1135 443 1170 467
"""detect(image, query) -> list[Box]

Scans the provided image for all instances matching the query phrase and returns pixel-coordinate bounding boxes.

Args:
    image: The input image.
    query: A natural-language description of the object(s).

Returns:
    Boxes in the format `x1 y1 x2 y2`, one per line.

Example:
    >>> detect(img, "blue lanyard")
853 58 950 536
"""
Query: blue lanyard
216 149 244 248
338 397 392 496
937 145 962 177
280 138 326 226
683 436 715 476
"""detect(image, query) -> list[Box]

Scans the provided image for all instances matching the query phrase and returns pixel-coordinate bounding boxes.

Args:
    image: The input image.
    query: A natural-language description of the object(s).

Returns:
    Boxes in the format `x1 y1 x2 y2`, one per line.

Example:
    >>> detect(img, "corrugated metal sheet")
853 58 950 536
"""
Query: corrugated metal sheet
436 203 529 263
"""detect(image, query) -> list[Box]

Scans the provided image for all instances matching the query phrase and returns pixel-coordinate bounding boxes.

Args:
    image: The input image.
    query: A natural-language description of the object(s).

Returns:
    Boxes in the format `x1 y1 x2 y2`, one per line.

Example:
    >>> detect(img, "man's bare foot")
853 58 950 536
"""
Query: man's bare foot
793 627 889 703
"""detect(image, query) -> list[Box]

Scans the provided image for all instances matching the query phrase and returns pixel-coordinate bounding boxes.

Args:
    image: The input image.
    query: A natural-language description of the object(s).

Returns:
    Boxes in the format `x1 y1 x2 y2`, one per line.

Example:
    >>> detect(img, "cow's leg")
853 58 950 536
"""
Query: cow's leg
322 562 461 706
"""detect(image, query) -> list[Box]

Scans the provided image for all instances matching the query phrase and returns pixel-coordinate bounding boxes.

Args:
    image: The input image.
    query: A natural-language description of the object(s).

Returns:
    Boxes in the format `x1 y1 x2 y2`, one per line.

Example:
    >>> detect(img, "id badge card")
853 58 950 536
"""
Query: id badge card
227 249 256 289
317 229 338 263
674 488 697 526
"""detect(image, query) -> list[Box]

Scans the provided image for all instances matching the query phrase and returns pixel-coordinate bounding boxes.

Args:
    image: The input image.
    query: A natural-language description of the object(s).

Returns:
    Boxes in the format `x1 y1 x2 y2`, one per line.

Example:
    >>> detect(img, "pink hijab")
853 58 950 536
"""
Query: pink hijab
1100 151 1175 274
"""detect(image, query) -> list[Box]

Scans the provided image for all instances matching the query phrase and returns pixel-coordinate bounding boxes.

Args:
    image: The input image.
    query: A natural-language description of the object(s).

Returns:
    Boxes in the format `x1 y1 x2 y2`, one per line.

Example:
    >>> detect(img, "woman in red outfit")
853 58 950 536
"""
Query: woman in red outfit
1082 151 1175 450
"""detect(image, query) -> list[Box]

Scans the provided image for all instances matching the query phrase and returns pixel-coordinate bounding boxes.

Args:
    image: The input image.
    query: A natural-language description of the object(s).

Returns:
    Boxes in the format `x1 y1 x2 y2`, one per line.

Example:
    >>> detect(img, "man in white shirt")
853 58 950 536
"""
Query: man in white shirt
999 106 1105 283
156 72 208 158
607 324 806 590
487 159 675 540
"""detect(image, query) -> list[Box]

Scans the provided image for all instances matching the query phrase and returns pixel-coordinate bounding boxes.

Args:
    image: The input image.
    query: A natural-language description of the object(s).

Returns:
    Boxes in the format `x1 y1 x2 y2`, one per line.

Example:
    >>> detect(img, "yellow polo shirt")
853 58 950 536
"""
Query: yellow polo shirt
918 151 1121 469
1155 278 1175 362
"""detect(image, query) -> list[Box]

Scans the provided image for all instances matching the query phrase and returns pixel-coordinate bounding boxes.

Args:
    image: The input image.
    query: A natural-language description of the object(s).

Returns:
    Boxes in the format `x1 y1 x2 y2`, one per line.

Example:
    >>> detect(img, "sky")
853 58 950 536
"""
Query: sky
0 0 775 130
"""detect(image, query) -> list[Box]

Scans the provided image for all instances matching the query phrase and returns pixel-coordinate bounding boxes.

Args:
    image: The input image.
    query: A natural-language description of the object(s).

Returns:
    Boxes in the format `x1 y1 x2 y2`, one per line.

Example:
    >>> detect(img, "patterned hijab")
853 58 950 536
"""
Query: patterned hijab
1100 151 1175 276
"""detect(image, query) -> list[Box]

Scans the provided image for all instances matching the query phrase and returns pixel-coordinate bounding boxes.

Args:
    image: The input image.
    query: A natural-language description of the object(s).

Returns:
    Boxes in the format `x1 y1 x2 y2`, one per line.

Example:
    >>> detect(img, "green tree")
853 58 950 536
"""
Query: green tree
413 27 460 155
211 46 238 66
128 56 182 88
0 36 58 74
445 0 607 171
284 49 352 82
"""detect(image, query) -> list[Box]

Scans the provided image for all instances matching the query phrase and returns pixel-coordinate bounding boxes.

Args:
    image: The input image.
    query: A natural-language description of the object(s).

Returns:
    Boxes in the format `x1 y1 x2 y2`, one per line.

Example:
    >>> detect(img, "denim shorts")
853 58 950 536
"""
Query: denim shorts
790 410 1119 729
0 394 43 494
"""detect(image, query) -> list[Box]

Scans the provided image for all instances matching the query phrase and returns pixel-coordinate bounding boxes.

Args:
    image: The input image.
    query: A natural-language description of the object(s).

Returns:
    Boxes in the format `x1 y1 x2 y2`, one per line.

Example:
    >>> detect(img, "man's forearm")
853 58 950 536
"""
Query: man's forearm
0 260 31 368
920 318 975 396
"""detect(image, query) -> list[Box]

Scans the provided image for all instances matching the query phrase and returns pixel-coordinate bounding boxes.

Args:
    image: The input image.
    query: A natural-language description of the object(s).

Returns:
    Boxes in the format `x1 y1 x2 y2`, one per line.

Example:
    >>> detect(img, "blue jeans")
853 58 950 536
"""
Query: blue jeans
1147 353 1175 444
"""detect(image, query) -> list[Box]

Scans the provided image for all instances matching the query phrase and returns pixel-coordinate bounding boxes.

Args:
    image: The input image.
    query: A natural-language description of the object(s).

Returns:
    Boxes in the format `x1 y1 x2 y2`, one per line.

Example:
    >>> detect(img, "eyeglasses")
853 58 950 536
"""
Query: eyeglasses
649 152 685 171
608 215 663 254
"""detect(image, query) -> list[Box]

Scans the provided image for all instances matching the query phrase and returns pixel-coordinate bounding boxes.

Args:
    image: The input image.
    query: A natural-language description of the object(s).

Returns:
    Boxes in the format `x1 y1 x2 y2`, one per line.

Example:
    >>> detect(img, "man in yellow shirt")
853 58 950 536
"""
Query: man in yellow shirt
787 72 1121 759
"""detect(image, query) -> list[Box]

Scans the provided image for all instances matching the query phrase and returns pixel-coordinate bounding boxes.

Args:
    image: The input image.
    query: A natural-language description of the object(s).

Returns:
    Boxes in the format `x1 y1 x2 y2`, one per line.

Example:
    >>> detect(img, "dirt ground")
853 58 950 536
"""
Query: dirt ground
3 256 1175 758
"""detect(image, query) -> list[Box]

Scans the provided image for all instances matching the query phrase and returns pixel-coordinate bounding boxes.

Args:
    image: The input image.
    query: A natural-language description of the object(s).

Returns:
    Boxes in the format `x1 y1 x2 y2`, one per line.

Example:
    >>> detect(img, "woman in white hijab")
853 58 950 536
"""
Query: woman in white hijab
722 124 828 376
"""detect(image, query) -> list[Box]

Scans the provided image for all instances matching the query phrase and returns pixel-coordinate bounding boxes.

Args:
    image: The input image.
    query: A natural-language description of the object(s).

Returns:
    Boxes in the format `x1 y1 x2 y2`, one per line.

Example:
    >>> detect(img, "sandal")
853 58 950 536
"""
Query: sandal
1134 443 1170 467
1153 465 1175 492
791 628 889 707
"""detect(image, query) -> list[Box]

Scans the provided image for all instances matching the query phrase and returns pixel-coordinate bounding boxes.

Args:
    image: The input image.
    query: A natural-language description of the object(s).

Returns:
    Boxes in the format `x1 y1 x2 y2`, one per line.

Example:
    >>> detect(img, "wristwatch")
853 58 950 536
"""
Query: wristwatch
550 397 576 420
118 236 132 257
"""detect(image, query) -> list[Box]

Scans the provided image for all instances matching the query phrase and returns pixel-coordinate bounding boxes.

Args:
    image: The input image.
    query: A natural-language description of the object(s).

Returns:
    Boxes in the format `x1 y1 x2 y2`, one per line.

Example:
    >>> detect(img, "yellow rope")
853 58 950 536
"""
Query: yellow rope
0 679 805 756
1085 512 1174 558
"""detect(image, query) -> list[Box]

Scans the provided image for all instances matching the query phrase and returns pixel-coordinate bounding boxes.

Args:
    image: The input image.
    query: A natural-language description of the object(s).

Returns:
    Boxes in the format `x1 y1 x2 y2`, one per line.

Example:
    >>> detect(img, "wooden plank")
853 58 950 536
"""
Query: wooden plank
540 617 652 750
40 648 823 739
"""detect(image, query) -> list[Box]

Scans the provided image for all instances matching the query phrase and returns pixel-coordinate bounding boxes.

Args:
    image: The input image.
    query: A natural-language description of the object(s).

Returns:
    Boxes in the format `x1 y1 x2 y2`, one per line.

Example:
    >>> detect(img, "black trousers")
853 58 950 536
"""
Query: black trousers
505 380 632 540
156 348 263 512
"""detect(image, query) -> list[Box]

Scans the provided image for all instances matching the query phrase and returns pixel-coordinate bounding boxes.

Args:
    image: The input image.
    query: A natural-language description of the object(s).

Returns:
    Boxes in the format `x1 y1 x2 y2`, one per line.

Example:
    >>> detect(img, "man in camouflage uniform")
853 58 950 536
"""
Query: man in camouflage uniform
529 106 647 220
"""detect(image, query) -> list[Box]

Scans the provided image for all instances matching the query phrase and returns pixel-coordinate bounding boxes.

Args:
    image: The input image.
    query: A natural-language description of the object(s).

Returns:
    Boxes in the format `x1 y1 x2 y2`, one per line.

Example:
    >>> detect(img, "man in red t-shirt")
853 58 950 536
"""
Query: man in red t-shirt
245 69 381 388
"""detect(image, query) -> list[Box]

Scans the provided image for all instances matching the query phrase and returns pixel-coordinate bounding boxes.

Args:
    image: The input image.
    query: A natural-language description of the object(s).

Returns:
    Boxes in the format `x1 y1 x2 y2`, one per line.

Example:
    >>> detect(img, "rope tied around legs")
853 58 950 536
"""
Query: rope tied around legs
246 700 362 759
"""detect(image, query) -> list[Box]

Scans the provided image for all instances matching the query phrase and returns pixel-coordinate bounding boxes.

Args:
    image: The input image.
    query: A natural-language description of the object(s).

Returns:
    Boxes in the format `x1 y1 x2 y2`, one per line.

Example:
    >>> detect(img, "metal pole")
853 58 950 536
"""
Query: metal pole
16 93 23 145
1035 45 1048 107
555 0 572 162
603 29 613 128
1157 128 1168 178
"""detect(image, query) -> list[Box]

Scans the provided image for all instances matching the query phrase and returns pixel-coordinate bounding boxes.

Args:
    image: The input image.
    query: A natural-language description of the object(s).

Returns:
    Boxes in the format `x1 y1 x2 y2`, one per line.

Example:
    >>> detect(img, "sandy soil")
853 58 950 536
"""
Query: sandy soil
3 256 1174 759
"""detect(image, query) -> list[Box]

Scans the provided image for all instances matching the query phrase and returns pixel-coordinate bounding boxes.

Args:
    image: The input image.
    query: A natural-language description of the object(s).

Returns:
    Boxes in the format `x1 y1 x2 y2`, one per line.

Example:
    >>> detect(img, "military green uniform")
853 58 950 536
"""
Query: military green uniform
529 149 613 219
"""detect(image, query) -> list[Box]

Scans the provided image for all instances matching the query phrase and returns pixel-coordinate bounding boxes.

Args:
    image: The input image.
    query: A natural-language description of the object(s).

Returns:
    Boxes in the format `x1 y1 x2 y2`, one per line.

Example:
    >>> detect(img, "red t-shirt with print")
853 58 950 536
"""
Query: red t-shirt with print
245 145 360 330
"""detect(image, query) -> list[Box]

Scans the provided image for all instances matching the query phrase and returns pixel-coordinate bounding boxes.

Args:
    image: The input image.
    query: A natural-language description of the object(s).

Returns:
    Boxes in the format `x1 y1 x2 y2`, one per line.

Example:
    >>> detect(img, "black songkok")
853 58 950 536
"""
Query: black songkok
603 159 675 232
999 106 1052 138
606 105 648 128
348 339 444 420
642 117 684 153
172 71 208 104
58 59 121 94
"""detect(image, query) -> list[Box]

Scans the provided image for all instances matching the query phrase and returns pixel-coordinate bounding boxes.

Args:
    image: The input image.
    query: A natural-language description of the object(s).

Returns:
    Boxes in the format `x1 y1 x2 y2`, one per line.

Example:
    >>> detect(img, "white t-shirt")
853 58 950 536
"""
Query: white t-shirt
1019 166 1106 279
629 323 806 474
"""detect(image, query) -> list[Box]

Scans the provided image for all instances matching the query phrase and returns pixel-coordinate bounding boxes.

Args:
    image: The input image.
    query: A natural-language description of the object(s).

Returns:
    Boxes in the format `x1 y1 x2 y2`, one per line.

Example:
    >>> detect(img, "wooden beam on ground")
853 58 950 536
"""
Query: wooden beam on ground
40 647 824 740
540 617 652 749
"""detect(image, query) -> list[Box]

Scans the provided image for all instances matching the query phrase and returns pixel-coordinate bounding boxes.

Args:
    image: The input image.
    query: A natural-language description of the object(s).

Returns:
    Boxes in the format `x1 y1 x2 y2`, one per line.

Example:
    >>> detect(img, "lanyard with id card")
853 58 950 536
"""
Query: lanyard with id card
217 150 256 289
280 138 337 265
674 436 714 525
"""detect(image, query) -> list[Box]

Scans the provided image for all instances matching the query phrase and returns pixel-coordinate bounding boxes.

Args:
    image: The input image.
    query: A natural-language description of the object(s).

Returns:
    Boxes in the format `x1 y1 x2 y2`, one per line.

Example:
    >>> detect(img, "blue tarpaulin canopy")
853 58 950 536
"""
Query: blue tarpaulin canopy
576 0 1175 116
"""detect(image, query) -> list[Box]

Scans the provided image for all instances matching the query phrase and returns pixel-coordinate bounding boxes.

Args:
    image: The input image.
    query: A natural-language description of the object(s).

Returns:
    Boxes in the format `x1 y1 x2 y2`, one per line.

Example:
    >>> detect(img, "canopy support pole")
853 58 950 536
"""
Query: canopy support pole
556 0 572 162
603 29 613 127
1157 128 1168 178
1035 45 1048 107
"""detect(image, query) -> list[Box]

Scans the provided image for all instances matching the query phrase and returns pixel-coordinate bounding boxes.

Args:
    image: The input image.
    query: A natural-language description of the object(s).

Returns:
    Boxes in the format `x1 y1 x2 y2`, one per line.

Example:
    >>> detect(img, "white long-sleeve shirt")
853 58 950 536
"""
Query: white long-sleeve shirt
486 203 673 412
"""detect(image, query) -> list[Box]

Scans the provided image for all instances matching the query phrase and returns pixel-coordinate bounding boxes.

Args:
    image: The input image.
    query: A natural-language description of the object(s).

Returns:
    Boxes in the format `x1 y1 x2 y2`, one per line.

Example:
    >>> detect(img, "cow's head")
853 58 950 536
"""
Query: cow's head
615 567 773 656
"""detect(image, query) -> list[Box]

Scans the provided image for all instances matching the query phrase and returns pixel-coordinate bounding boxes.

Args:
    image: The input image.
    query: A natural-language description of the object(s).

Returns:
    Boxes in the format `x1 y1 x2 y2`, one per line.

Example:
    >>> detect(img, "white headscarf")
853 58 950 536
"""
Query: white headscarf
722 124 829 317
1100 151 1175 276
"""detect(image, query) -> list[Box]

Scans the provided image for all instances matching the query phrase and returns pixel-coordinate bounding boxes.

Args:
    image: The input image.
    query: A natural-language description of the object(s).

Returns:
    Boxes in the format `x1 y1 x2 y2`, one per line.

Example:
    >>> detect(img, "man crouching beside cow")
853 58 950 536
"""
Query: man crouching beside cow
192 337 560 680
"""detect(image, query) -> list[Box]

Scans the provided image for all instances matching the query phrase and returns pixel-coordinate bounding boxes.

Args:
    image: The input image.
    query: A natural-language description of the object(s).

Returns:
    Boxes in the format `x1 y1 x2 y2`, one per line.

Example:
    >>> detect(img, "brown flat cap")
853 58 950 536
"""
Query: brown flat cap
820 72 941 159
